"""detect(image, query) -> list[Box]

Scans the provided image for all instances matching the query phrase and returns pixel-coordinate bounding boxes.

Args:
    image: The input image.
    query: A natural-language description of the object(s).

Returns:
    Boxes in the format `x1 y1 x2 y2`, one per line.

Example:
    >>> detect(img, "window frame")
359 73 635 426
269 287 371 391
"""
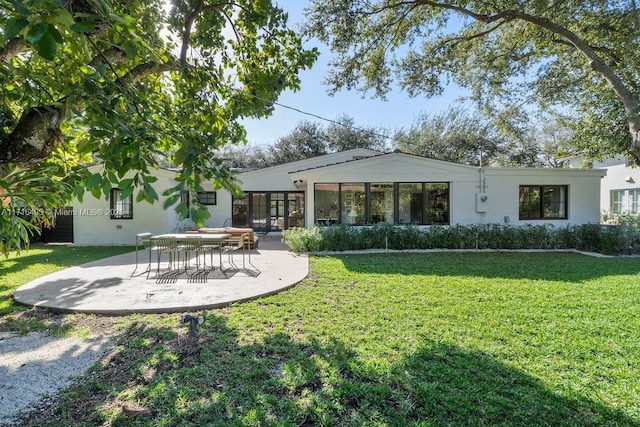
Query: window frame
197 191 217 206
232 191 305 230
610 188 640 215
519 185 568 220
109 188 133 220
314 181 450 226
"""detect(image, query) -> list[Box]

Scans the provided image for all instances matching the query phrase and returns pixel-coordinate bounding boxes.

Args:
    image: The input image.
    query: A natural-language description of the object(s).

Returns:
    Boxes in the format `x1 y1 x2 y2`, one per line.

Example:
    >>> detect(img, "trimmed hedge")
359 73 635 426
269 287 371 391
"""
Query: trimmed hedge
282 217 640 255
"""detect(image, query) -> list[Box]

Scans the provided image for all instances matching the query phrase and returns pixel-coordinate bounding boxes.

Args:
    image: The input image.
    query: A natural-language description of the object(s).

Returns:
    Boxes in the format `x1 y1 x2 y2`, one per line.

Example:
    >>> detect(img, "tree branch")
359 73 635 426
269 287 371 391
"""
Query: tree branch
0 105 65 165
441 20 507 46
388 1 640 151
180 0 204 64
116 62 178 87
0 37 27 63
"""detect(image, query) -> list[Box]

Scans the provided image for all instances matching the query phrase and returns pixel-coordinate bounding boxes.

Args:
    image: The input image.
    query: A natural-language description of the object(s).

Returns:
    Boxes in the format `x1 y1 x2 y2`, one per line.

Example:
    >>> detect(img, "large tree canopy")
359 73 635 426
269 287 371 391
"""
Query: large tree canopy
393 106 571 167
218 114 389 168
305 0 640 161
0 0 317 251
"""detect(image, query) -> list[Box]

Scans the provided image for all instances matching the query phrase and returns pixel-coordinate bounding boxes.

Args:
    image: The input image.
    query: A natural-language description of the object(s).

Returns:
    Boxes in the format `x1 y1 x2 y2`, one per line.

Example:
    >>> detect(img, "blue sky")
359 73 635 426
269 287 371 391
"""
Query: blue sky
240 0 469 147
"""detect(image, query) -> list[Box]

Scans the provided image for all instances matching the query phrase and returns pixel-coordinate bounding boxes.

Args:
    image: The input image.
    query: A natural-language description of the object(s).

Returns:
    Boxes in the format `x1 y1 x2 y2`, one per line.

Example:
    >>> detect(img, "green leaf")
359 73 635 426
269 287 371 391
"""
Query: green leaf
120 186 134 199
88 129 112 138
163 194 179 209
35 32 57 60
47 25 63 43
122 40 138 60
86 173 102 189
8 0 29 15
101 178 112 197
70 21 96 33
90 187 102 199
76 138 94 154
4 18 29 40
25 22 48 44
144 184 158 203
45 0 64 8
55 8 75 27
162 187 178 196
118 178 133 190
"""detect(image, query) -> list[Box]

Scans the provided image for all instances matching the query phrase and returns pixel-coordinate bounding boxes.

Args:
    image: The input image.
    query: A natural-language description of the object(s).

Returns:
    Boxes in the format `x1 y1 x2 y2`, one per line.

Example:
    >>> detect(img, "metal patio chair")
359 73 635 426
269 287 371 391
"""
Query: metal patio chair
221 233 248 270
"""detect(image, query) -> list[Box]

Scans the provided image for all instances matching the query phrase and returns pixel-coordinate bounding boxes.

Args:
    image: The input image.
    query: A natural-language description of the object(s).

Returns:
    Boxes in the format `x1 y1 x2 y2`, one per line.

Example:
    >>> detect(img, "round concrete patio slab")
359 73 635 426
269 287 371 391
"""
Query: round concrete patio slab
13 239 308 315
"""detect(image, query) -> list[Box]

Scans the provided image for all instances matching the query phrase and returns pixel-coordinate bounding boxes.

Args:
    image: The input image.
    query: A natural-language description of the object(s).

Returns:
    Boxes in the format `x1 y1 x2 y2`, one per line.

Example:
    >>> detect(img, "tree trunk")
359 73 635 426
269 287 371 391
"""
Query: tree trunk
0 105 65 166
629 118 640 162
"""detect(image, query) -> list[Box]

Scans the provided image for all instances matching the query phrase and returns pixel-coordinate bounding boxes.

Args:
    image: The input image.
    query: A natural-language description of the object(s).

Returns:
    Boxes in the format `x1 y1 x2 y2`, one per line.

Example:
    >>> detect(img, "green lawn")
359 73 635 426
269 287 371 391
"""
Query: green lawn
0 245 133 315
5 250 640 426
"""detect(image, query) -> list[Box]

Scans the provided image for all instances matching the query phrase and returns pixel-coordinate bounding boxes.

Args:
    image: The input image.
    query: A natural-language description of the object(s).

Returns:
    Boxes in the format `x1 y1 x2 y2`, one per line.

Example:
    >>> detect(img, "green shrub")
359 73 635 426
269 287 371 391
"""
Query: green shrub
283 222 640 255
282 227 323 252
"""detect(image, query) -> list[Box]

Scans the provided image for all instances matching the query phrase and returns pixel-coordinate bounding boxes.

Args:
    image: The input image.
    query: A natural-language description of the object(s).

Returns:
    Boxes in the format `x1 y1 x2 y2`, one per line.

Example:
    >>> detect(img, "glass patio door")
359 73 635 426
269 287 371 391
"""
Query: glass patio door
251 193 267 230
270 193 285 230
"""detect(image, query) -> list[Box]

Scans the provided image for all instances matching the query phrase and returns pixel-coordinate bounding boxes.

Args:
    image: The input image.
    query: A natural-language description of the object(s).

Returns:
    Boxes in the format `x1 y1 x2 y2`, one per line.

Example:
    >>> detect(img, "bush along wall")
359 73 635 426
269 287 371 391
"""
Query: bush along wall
282 217 640 255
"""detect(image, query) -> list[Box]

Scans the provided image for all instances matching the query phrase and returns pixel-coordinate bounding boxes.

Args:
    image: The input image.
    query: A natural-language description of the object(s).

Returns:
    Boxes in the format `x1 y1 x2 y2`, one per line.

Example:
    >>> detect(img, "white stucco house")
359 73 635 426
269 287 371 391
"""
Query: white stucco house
73 149 606 245
588 156 640 218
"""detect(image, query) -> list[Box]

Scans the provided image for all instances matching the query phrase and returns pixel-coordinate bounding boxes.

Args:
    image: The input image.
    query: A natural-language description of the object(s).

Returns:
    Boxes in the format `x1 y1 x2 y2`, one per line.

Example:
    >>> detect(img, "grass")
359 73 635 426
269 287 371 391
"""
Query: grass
4 250 640 425
0 245 133 318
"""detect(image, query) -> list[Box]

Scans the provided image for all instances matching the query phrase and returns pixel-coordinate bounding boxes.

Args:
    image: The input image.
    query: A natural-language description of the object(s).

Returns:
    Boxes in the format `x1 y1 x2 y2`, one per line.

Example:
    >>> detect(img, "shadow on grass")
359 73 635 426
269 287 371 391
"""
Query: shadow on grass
1 246 134 316
18 314 638 426
331 251 640 282
0 246 135 278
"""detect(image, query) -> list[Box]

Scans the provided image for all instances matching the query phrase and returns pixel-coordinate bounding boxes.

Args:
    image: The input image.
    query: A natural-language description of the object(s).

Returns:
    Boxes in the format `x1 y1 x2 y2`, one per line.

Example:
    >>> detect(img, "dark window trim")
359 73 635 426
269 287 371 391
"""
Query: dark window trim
314 181 450 226
109 188 133 220
518 185 568 220
197 191 217 205
232 191 305 231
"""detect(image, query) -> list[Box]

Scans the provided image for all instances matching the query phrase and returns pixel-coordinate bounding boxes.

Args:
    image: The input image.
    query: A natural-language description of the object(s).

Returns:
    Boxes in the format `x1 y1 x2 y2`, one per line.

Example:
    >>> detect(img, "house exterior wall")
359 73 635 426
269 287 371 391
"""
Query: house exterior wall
73 168 181 245
73 150 605 245
291 153 604 227
483 168 602 226
594 156 640 216
201 149 383 227
200 191 233 228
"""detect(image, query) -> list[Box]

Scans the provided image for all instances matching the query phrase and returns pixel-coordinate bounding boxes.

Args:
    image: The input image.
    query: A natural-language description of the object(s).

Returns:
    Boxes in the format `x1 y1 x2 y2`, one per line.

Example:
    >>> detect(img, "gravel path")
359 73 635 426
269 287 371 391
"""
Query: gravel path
0 332 111 426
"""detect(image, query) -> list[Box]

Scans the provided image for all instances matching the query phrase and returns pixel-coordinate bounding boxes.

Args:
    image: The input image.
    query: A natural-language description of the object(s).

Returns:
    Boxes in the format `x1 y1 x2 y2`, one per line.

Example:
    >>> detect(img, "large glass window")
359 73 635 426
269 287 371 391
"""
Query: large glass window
631 189 640 214
314 182 450 225
341 183 366 225
288 193 305 228
370 183 394 224
398 183 423 224
315 183 339 225
426 183 449 224
611 189 640 215
110 188 133 219
519 185 568 220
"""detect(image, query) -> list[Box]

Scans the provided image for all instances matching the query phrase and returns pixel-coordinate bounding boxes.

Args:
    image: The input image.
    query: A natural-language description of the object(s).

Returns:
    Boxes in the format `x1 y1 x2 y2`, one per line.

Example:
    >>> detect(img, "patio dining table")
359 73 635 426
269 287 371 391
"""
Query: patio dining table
149 233 231 272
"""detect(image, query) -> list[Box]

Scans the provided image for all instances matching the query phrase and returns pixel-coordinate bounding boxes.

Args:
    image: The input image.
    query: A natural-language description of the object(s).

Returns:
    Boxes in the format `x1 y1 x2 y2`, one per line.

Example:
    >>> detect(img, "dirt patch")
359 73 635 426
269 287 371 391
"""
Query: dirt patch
0 309 121 425
1 309 198 425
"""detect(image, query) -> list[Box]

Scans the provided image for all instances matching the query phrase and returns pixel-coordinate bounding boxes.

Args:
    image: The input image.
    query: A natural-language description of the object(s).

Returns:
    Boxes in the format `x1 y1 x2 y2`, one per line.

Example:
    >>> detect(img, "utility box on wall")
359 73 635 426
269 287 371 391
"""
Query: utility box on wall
475 192 488 213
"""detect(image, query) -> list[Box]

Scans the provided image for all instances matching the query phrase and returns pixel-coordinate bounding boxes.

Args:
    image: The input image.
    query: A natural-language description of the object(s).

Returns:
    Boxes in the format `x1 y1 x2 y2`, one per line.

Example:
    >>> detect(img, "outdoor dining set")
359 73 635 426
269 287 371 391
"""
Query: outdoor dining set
133 230 253 278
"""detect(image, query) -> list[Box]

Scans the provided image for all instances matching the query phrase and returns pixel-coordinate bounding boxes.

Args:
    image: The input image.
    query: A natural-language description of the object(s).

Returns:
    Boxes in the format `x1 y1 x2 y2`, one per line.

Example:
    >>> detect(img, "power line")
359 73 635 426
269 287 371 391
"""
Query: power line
245 91 400 144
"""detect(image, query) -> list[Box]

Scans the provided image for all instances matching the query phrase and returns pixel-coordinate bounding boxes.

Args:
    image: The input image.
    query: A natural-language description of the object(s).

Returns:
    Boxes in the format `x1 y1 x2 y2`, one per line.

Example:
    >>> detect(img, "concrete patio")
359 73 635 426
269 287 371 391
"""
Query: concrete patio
13 238 308 315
